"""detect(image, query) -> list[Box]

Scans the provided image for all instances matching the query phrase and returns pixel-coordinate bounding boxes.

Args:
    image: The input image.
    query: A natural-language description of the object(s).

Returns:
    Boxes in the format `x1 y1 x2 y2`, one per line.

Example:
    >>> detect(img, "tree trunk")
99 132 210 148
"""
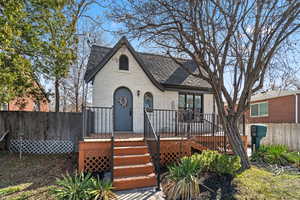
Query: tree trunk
55 78 60 112
75 85 79 112
223 117 250 170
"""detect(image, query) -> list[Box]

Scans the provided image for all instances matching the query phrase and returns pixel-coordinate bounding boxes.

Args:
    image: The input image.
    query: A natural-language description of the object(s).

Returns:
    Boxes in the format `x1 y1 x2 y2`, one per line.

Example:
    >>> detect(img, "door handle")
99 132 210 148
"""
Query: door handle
130 110 132 116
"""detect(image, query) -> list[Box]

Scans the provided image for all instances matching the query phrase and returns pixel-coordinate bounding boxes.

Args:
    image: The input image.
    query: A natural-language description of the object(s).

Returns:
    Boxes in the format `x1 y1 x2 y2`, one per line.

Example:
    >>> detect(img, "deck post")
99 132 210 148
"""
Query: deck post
111 106 114 183
82 106 87 139
156 134 161 191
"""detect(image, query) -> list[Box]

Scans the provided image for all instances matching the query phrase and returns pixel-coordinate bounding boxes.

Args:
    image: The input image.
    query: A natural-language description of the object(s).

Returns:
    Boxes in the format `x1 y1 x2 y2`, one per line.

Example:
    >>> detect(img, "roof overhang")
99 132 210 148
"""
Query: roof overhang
163 84 213 94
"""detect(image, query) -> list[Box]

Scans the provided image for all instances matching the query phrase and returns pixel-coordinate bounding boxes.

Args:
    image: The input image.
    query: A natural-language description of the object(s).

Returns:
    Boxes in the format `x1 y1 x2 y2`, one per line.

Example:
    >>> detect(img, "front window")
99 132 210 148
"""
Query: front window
250 102 268 117
178 93 203 112
144 92 153 110
33 101 40 112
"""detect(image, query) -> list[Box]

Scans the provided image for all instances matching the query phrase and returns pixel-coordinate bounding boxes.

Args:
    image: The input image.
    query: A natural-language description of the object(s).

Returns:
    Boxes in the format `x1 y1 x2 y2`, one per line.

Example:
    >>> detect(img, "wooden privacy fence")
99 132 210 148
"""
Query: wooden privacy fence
0 111 82 152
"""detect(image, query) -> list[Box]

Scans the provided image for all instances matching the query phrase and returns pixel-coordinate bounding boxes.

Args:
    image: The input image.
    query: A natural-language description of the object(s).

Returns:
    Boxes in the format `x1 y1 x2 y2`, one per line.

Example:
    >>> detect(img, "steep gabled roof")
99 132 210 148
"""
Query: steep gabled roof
84 37 212 92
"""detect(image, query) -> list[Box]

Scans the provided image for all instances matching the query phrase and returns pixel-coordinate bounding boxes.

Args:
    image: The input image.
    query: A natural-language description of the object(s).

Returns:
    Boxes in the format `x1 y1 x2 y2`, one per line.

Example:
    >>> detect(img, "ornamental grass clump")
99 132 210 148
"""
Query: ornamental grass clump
251 144 300 167
89 177 117 200
52 172 92 200
191 150 241 176
164 150 241 200
164 157 202 200
52 172 116 200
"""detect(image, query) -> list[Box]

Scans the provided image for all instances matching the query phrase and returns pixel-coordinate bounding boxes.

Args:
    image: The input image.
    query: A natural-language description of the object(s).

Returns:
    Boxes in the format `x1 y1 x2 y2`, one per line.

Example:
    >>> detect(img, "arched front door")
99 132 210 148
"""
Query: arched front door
114 87 133 131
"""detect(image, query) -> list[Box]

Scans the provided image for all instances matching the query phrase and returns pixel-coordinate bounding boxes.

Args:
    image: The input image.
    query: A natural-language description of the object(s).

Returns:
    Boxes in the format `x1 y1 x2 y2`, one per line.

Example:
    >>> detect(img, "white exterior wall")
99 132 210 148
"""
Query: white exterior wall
92 45 178 133
203 94 216 114
92 45 215 133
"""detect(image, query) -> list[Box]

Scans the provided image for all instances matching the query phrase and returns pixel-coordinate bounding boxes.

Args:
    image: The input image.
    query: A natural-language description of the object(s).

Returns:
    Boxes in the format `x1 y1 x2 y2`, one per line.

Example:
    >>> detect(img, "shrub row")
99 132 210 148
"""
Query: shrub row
164 150 241 199
190 150 241 175
251 144 300 167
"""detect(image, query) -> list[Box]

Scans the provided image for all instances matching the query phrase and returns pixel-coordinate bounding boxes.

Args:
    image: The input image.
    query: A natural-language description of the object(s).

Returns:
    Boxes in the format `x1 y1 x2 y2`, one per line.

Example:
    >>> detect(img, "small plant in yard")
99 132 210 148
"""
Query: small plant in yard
52 172 116 200
88 177 117 200
251 144 300 167
164 157 202 200
284 152 300 167
191 150 241 175
52 172 92 200
163 150 241 199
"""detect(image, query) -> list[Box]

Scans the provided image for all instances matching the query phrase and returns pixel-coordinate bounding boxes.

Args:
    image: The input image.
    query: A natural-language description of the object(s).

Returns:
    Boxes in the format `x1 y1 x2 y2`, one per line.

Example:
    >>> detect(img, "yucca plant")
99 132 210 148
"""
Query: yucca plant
164 157 202 200
52 172 92 200
88 178 117 200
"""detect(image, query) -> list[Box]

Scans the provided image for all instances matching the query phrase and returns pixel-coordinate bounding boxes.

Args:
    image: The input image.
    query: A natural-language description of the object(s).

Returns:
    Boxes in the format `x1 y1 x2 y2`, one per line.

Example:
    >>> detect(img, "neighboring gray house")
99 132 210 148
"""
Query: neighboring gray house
84 37 216 133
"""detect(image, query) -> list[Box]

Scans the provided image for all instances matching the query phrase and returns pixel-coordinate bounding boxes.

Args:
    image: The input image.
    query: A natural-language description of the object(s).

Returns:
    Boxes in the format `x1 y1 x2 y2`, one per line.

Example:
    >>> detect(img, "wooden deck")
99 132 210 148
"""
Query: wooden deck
79 135 247 171
79 134 247 190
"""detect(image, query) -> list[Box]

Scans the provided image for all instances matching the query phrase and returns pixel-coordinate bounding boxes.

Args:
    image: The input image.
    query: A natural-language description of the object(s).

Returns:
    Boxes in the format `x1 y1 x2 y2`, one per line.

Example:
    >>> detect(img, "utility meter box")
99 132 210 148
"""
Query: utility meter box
251 125 267 152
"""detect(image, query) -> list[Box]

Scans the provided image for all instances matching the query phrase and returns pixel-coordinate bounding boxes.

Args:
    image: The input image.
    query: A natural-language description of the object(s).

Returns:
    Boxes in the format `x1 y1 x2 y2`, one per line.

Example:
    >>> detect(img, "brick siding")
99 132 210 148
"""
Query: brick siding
245 95 296 123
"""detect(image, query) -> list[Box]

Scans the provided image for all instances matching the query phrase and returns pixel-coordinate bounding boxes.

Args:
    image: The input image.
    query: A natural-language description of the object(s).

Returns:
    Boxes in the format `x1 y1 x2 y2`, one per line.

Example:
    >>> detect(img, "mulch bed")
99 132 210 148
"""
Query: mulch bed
199 173 236 200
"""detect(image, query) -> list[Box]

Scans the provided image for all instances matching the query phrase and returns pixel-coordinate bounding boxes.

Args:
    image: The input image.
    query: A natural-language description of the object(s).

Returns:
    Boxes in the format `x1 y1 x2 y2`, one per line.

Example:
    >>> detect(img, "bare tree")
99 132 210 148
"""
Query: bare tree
62 19 104 112
265 42 300 90
109 0 300 169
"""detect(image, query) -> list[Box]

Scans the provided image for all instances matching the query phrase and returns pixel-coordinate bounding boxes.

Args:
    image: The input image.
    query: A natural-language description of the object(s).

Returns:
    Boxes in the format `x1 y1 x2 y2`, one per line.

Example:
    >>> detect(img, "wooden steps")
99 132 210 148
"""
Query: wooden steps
113 141 157 190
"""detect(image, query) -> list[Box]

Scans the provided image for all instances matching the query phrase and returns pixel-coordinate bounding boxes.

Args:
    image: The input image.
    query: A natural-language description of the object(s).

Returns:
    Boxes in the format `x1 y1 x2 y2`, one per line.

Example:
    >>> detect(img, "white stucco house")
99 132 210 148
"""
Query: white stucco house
80 37 246 191
84 37 216 134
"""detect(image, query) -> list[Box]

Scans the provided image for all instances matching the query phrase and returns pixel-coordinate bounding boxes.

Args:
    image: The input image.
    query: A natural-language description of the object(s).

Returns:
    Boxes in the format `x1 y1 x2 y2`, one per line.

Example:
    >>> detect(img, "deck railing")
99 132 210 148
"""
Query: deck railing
82 106 115 182
82 106 113 138
144 109 160 190
145 109 224 137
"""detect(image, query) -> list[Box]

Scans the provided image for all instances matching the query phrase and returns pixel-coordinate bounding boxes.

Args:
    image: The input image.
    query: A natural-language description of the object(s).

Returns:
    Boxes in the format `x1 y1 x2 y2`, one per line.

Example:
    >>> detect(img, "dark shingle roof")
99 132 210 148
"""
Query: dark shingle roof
84 37 212 91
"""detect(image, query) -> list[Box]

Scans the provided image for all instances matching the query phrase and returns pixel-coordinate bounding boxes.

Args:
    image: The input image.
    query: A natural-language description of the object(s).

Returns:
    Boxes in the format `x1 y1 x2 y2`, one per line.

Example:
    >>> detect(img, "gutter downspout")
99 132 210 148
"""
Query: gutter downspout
295 94 298 123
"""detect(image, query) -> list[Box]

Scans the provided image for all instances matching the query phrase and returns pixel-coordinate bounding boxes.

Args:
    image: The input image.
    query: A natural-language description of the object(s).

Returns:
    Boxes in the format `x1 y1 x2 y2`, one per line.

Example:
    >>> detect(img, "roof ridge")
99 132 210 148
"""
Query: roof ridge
92 44 192 62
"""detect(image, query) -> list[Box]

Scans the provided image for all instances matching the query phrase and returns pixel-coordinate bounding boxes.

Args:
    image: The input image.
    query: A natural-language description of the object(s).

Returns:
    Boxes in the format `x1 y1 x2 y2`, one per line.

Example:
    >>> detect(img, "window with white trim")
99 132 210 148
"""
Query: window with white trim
250 102 268 117
144 92 153 110
119 55 129 70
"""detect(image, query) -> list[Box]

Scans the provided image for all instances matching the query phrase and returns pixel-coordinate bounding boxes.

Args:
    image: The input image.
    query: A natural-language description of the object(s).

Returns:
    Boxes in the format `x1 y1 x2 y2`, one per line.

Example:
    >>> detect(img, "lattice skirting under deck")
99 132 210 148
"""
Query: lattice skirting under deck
9 140 74 154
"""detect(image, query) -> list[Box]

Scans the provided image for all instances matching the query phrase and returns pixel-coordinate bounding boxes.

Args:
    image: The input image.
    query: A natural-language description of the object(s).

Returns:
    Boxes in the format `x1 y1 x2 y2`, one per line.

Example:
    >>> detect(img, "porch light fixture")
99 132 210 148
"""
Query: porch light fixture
137 90 141 96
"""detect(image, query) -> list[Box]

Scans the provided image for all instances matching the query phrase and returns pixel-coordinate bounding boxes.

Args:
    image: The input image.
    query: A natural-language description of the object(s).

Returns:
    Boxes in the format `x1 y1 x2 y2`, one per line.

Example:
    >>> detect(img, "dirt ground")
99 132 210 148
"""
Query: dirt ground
0 151 76 200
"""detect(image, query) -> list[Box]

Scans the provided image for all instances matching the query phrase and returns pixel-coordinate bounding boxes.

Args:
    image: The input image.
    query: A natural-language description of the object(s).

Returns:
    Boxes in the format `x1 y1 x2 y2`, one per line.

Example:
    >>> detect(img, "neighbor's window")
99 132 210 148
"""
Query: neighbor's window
119 55 129 70
33 101 40 112
0 103 8 111
178 93 203 112
144 92 153 110
250 102 268 117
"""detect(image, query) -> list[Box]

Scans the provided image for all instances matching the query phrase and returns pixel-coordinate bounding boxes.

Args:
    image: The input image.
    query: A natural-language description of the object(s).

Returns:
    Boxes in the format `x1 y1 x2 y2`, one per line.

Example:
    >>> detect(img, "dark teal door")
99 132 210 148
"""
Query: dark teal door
114 87 133 131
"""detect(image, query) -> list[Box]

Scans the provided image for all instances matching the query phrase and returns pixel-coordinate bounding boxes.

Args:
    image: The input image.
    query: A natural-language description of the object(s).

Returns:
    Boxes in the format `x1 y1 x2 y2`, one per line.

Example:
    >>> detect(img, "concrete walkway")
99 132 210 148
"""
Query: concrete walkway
116 187 165 200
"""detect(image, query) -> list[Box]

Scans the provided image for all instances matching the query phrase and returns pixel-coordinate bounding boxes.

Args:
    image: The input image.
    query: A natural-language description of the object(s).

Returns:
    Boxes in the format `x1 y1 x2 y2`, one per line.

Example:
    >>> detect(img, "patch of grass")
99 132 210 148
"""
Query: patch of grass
233 166 300 200
9 191 31 200
0 186 22 196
